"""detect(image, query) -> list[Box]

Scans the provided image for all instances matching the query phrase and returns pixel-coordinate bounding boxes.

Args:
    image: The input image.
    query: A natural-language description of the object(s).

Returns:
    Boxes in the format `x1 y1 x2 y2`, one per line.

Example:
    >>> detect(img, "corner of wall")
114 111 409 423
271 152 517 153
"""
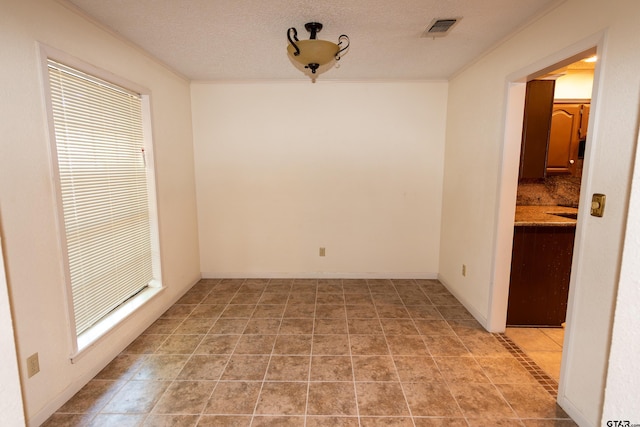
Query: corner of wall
437 273 489 330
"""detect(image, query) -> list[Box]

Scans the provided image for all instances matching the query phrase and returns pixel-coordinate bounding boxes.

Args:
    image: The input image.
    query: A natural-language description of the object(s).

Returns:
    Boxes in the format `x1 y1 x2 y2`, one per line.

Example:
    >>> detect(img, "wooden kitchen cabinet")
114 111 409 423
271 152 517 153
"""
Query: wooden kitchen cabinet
547 102 589 176
579 104 590 141
507 225 575 326
519 80 556 179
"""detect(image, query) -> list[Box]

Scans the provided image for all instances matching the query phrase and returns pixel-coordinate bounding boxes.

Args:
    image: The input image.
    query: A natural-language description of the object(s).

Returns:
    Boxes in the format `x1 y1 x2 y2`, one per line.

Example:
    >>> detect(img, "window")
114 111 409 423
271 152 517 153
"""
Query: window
46 58 161 352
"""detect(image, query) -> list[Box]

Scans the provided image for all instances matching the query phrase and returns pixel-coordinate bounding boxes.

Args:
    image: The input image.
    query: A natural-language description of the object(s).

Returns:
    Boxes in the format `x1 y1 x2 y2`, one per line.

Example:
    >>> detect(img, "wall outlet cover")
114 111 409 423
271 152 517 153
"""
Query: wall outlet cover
27 353 40 378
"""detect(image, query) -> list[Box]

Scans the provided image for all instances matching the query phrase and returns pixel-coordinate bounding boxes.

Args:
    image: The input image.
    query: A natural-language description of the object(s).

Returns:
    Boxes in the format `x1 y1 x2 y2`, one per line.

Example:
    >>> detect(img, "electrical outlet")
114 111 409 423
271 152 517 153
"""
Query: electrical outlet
462 264 467 277
319 247 326 257
27 353 40 378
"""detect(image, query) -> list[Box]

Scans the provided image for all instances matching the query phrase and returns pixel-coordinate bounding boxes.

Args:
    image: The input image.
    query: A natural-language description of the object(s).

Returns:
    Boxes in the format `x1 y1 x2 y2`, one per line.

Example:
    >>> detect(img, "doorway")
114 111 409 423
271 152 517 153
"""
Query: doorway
489 43 601 389
506 54 596 379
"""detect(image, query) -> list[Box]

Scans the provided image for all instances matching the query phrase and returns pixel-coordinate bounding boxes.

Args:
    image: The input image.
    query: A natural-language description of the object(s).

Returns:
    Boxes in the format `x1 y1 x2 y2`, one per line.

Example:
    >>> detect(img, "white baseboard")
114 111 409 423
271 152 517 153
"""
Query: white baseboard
557 394 593 427
200 272 439 280
437 273 489 329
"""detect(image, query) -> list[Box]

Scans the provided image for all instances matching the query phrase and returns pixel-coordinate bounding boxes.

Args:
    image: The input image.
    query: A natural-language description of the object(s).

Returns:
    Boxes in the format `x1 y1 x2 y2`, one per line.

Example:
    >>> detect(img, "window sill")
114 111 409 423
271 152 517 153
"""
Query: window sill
71 285 163 363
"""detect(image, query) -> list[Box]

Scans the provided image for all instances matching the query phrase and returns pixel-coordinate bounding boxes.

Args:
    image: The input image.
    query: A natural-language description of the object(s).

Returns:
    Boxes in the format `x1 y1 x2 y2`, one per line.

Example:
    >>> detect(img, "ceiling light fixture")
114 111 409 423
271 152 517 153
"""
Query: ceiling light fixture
287 22 349 78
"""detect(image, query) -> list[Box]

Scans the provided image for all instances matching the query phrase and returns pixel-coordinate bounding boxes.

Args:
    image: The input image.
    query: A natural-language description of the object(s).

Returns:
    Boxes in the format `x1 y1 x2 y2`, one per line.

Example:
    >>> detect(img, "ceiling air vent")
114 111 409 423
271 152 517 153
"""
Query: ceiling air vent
421 18 461 38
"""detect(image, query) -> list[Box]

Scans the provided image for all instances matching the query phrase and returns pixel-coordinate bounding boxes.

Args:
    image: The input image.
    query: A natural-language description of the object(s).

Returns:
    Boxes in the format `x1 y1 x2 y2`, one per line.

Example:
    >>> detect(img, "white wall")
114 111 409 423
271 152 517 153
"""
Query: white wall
192 81 447 278
0 235 25 427
439 0 640 425
0 1 200 424
602 125 640 425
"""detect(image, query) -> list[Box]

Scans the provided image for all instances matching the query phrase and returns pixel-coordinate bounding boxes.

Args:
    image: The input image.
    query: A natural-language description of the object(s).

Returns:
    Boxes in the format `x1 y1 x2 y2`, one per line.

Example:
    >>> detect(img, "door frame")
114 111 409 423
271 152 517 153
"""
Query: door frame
487 31 605 422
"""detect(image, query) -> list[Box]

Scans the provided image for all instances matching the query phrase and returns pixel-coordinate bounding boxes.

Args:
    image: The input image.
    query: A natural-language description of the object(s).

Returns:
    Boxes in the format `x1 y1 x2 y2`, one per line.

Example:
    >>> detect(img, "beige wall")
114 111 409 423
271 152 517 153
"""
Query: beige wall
191 81 447 279
439 0 640 425
0 1 200 424
0 236 25 426
602 126 640 423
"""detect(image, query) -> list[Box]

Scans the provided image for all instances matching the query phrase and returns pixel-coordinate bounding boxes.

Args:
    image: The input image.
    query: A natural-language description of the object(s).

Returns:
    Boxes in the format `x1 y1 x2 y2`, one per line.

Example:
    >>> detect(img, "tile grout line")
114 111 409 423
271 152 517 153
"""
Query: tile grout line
161 286 218 420
432 314 477 423
193 278 245 426
120 279 220 425
381 280 418 427
411 281 482 425
302 279 316 427
438 314 483 424
347 280 364 427
244 279 282 426
494 333 559 398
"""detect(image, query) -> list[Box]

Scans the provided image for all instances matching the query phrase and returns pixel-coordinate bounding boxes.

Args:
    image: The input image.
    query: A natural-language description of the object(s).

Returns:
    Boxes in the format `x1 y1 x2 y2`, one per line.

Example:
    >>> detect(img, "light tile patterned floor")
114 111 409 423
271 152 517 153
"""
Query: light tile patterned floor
505 327 564 382
43 279 577 427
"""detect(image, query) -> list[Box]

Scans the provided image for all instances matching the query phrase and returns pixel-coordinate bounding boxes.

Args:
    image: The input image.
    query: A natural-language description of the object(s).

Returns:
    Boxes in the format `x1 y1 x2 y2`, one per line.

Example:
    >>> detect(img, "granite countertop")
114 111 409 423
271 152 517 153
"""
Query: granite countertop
514 205 579 227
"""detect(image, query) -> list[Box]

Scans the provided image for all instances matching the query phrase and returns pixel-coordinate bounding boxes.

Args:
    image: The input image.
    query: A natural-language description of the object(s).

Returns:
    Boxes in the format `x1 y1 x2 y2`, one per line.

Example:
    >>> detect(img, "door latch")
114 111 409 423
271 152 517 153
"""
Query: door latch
591 193 606 217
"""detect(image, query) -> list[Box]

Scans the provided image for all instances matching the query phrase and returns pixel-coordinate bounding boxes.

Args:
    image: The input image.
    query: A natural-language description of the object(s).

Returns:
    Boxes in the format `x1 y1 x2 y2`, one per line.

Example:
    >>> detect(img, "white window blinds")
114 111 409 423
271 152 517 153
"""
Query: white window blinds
48 60 154 336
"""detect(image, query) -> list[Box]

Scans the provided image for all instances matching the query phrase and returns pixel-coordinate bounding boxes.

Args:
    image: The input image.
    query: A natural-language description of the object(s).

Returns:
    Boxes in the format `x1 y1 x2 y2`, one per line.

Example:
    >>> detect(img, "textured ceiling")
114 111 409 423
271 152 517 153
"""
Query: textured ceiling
64 0 561 81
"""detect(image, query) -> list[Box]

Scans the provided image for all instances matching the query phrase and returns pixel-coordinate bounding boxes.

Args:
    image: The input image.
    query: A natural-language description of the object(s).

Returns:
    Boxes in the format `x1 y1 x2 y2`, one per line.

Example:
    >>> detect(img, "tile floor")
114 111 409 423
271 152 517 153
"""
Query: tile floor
505 327 564 381
43 278 577 427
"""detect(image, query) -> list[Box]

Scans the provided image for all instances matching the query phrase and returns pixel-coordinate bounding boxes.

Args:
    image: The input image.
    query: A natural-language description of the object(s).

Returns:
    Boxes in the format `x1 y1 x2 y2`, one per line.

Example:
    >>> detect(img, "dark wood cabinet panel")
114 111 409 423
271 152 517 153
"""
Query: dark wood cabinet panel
519 80 555 179
507 226 575 326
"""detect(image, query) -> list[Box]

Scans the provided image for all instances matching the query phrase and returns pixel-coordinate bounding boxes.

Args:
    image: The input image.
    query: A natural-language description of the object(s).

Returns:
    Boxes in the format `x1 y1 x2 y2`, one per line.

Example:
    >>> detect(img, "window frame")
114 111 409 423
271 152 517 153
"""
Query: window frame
39 45 163 360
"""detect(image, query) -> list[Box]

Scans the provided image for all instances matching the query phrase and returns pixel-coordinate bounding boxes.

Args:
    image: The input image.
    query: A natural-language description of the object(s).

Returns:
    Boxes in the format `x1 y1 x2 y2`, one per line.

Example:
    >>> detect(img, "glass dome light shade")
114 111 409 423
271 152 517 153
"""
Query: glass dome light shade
287 39 339 67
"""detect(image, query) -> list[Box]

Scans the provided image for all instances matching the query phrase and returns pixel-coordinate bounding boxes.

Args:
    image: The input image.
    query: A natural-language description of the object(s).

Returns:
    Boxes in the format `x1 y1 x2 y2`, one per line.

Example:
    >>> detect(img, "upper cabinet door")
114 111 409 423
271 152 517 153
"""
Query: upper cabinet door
519 80 555 180
579 104 590 141
547 103 585 176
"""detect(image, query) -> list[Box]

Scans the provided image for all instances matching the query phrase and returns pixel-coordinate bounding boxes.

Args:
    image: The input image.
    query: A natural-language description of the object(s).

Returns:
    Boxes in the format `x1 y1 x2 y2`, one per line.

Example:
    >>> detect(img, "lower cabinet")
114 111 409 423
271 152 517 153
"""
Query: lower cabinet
507 226 575 326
